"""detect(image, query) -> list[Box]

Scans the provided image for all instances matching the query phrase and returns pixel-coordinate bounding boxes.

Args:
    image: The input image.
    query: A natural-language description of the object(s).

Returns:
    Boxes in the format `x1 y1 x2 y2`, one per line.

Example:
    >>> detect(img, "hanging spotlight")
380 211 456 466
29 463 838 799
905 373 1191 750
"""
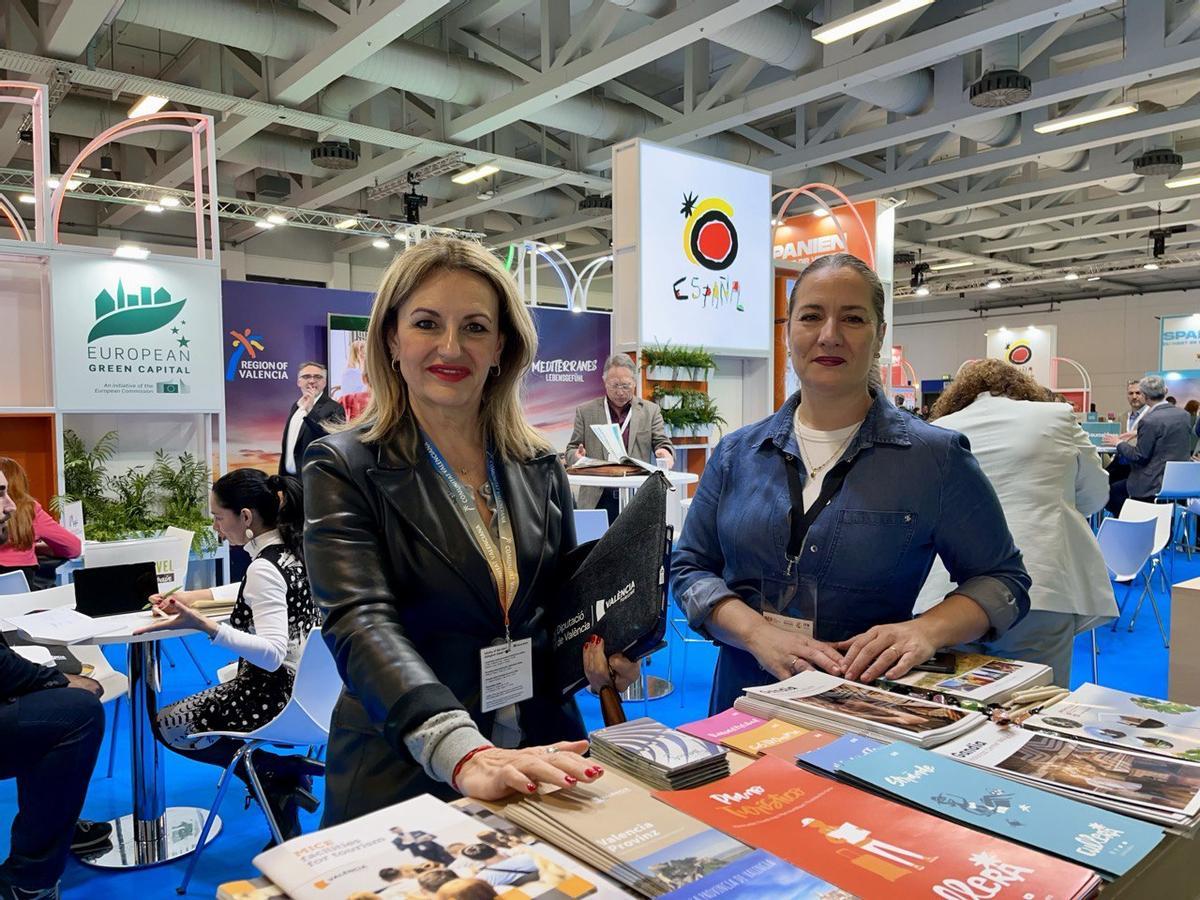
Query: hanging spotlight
909 261 930 291
986 279 1002 290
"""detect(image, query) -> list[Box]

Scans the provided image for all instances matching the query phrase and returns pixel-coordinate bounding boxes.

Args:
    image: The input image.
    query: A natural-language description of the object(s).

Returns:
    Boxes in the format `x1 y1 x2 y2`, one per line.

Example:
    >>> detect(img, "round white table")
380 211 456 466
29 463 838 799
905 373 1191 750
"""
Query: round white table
566 470 698 702
20 611 224 869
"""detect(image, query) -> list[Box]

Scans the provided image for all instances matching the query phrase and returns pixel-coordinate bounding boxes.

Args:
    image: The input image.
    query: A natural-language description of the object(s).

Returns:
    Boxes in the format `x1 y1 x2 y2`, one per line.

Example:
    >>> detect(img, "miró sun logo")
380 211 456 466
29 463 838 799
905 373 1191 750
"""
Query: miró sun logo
680 192 738 271
88 280 187 343
1005 339 1033 366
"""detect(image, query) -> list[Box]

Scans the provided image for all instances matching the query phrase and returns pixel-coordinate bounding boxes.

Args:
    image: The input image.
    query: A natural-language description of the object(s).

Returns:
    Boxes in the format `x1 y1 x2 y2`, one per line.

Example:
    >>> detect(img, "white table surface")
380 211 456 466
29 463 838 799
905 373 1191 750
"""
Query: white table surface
17 610 230 647
566 470 699 489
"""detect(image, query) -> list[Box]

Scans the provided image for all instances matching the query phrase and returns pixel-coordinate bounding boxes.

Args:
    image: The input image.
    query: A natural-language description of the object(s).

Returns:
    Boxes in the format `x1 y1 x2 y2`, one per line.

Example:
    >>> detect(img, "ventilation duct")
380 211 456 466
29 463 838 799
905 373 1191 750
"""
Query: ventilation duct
969 35 1031 108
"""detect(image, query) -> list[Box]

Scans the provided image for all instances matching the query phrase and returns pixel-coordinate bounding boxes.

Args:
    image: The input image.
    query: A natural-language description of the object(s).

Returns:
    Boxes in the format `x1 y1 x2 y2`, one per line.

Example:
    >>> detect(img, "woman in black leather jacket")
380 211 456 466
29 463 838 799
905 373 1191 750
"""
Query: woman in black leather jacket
304 238 606 825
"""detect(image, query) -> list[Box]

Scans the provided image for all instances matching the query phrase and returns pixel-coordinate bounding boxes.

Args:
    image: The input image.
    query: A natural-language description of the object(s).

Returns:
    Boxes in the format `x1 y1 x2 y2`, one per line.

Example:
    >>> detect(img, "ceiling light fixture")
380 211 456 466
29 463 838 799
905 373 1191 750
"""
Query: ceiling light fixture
813 0 935 44
113 244 150 260
158 196 181 208
266 213 287 226
372 238 390 249
17 194 34 204
1165 172 1200 189
254 220 274 229
929 260 974 271
546 241 566 251
914 285 930 297
812 207 831 218
1033 102 1139 134
128 95 169 118
1144 262 1160 270
1064 271 1079 281
334 217 358 230
986 279 1002 290
451 163 500 185
1087 276 1101 282
145 203 163 213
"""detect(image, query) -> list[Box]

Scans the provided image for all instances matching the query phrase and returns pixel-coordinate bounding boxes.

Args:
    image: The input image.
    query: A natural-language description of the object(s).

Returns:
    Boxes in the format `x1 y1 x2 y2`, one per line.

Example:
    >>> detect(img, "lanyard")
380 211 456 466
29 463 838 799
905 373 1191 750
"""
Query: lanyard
605 400 633 438
423 439 521 644
783 450 857 576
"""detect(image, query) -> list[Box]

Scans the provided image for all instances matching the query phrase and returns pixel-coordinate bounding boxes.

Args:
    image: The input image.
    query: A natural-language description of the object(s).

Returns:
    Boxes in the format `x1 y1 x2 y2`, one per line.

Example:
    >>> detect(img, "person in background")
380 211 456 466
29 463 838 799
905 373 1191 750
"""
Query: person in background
1187 399 1200 458
1167 396 1178 406
567 354 674 524
915 360 1116 686
0 458 82 589
0 467 106 900
334 339 367 399
304 238 621 825
672 253 1030 714
280 362 344 477
1107 379 1147 487
1105 374 1193 515
137 469 323 844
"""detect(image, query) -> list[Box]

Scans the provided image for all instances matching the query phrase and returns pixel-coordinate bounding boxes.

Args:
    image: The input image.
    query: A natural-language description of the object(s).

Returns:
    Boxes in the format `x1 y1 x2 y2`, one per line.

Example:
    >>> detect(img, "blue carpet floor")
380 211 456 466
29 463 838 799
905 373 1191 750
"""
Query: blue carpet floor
0 559 1184 899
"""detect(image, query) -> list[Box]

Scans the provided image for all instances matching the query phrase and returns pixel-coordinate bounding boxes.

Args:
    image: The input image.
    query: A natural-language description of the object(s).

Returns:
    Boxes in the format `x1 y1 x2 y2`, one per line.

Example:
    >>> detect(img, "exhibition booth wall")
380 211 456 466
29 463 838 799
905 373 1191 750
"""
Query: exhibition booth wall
893 288 1200 416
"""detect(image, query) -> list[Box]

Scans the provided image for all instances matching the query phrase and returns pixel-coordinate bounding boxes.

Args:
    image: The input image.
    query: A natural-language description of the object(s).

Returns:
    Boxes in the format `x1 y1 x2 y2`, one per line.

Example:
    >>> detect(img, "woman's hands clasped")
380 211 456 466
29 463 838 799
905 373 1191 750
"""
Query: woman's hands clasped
454 741 605 802
582 636 640 693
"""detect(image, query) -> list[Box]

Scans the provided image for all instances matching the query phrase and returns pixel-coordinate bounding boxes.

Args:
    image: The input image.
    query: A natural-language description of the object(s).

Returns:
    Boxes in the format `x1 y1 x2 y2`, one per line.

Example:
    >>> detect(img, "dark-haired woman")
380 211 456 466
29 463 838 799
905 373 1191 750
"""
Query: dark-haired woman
137 468 322 842
672 253 1032 713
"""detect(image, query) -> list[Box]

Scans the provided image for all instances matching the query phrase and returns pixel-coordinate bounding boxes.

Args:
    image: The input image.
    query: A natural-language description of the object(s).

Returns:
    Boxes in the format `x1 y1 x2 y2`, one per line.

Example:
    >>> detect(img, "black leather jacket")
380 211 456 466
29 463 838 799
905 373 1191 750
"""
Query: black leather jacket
303 426 585 820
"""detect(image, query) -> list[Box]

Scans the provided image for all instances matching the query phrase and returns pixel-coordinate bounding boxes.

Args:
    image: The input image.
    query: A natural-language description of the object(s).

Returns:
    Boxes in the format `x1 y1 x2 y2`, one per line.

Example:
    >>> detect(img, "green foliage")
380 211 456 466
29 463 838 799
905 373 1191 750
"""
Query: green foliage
642 343 716 376
1130 697 1196 715
659 390 726 433
53 430 218 554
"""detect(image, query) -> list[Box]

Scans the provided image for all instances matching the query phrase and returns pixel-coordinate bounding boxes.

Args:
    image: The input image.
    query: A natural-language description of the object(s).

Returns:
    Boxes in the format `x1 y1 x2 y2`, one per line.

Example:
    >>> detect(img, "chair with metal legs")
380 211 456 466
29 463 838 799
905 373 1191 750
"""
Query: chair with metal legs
176 629 341 895
1116 499 1174 611
1097 517 1168 649
1156 460 1200 564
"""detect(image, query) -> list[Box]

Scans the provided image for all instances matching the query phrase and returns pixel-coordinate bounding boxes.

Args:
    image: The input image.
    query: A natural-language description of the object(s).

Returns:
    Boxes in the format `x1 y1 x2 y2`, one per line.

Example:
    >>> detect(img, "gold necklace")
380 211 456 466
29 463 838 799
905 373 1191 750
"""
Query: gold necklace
797 428 857 477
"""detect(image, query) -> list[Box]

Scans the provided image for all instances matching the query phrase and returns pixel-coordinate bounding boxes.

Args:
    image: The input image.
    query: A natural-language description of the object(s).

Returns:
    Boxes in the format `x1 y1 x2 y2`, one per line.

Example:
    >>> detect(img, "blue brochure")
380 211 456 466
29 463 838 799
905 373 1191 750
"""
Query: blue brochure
796 733 884 775
840 741 1164 877
662 849 848 899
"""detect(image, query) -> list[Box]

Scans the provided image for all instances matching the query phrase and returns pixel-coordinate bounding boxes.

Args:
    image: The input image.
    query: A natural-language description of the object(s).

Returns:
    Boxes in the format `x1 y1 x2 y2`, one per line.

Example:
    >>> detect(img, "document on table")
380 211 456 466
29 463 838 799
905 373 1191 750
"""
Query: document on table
6 608 129 645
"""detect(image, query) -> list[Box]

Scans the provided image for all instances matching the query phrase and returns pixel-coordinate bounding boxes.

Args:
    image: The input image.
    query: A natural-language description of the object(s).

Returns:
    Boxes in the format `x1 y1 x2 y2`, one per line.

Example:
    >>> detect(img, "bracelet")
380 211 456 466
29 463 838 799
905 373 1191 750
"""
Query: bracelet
451 744 495 793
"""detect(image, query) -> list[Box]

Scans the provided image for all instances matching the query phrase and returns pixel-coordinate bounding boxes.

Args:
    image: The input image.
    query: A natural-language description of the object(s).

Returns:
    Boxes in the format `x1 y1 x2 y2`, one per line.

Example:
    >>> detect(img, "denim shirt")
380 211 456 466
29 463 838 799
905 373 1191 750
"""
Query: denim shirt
672 389 1031 713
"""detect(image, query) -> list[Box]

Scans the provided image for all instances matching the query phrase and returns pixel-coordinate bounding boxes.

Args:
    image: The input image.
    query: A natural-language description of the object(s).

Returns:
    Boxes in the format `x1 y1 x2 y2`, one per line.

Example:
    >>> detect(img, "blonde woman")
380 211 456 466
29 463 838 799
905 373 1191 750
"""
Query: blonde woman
304 238 609 825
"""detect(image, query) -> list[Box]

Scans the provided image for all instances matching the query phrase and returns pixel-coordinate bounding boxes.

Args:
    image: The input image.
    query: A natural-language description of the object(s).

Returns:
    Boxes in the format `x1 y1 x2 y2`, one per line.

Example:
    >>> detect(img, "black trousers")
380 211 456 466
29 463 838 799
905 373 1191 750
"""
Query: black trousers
596 487 621 526
0 687 104 890
1106 480 1154 517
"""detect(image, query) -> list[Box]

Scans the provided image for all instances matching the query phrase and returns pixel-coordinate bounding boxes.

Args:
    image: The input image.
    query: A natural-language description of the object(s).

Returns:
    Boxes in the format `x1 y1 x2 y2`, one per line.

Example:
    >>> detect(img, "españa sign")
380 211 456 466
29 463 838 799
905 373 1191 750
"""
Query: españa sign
51 253 223 412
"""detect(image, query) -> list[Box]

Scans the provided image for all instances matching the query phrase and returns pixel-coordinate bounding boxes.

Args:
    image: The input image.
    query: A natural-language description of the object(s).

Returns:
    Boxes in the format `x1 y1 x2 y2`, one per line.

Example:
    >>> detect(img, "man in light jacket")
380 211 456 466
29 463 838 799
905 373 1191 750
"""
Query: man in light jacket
567 354 674 523
915 360 1117 686
1105 374 1192 515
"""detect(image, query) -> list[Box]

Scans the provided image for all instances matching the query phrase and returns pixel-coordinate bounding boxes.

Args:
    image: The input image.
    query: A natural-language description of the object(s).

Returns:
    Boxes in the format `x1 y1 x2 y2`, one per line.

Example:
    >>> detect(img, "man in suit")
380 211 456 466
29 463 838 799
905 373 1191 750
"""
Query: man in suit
567 354 674 523
1105 374 1192 514
280 361 344 477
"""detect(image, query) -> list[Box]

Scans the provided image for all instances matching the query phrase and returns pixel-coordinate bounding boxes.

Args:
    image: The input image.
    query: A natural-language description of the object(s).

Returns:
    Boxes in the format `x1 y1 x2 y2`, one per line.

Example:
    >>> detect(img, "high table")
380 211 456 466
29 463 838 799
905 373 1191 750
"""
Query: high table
566 470 699 703
21 610 225 869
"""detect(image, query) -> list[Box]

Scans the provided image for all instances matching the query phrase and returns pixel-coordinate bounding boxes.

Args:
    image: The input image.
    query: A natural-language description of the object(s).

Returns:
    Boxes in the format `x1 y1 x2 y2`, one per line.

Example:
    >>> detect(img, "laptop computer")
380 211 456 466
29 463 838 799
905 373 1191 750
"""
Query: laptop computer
73 562 161 618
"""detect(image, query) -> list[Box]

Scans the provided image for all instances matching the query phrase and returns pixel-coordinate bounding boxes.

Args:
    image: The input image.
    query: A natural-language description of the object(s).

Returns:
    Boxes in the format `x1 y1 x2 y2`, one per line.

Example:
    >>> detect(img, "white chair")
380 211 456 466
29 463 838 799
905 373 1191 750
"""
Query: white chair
1160 461 1200 557
176 629 340 895
0 570 31 594
1097 517 1168 650
573 508 610 544
1117 499 1174 596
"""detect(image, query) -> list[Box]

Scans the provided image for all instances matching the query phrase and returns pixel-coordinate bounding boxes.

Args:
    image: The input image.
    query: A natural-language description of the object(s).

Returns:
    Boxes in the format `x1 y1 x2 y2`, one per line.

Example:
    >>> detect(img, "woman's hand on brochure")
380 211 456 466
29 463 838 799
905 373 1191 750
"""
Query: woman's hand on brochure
454 740 603 802
582 636 640 693
133 593 217 638
836 620 936 683
747 621 844 680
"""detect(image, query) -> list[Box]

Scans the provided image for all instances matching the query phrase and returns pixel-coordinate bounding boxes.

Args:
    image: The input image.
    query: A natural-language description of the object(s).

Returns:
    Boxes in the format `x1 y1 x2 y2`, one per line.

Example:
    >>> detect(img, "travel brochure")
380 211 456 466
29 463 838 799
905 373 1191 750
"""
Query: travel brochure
935 721 1200 828
796 734 885 777
838 741 1164 878
759 730 839 763
654 756 1101 900
661 849 852 899
1023 683 1200 762
742 671 983 747
716 718 810 758
676 709 766 745
879 653 1053 707
251 793 615 900
499 767 752 897
589 718 729 790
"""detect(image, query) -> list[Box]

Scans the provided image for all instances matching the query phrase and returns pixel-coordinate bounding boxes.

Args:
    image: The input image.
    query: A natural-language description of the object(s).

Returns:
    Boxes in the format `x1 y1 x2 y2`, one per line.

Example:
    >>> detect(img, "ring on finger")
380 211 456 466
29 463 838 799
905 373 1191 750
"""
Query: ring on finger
789 655 800 671
543 746 559 755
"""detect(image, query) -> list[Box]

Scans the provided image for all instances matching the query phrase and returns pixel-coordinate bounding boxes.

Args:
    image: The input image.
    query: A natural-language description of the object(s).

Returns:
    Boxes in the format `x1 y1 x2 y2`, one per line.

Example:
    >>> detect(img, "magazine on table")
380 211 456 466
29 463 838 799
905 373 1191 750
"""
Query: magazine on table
759 729 839 763
935 721 1200 828
499 767 751 897
838 741 1164 879
676 709 766 745
661 849 854 899
252 793 609 900
653 756 1101 900
719 718 811 758
878 653 1052 707
565 424 659 475
742 671 983 747
589 717 729 790
796 734 885 776
1022 683 1200 762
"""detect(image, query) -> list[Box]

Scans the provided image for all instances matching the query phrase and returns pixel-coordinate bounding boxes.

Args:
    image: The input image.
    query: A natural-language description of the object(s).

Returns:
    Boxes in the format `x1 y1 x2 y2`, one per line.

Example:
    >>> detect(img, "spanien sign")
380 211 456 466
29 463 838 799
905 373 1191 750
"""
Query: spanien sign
50 253 223 411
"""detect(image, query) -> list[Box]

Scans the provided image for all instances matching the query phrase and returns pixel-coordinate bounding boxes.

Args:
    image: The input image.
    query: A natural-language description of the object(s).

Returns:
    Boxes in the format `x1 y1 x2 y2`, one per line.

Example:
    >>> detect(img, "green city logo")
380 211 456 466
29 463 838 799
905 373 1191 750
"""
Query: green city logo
88 280 187 343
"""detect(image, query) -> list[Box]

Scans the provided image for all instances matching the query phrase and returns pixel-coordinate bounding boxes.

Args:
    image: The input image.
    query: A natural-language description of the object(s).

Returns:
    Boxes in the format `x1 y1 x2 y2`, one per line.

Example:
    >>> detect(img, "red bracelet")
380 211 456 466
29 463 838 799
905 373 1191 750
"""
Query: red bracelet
451 744 495 793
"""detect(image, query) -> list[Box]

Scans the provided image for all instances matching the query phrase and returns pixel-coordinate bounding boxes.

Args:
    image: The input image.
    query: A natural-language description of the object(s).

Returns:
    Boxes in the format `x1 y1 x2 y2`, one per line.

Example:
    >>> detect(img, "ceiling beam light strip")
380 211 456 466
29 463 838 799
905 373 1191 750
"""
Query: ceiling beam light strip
930 259 974 271
451 163 500 185
1165 173 1200 189
1032 102 1139 134
812 0 936 45
127 94 169 118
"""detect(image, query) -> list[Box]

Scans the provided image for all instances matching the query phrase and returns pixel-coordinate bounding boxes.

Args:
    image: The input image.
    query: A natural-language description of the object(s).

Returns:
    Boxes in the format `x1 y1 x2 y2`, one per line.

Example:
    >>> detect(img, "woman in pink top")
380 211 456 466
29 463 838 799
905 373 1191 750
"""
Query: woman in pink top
0 458 82 586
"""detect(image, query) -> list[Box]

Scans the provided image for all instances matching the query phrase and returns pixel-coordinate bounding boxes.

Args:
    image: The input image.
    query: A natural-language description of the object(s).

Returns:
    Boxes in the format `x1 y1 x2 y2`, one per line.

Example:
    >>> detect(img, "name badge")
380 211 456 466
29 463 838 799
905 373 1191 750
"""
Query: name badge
480 638 534 713
763 610 814 639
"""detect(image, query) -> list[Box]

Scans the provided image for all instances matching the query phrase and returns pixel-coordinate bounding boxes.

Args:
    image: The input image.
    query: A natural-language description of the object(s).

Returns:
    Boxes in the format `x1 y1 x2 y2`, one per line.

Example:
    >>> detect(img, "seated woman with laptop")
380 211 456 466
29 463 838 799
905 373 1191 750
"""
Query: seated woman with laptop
135 468 322 845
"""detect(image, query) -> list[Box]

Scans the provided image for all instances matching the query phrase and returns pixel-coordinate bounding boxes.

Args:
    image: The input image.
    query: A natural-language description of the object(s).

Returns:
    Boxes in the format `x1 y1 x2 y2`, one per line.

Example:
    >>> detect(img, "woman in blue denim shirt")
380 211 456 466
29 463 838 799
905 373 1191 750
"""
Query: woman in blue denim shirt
672 254 1031 714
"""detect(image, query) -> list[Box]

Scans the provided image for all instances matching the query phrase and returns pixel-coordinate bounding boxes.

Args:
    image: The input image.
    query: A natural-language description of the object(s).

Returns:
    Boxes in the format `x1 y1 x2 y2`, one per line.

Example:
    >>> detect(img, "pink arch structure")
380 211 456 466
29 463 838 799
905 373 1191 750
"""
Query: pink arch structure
50 111 219 260
0 82 49 242
771 183 875 269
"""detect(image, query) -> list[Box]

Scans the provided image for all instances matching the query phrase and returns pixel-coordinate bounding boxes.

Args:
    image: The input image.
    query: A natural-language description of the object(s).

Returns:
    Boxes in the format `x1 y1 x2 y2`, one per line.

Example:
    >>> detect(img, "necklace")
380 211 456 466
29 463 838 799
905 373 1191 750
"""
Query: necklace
797 427 858 477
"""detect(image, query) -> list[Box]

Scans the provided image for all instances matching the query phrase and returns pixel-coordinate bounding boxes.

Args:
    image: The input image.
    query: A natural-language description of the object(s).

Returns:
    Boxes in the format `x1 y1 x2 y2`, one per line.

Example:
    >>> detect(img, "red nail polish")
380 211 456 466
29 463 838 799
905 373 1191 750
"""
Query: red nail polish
584 767 599 777
526 783 537 793
565 775 578 785
594 765 604 773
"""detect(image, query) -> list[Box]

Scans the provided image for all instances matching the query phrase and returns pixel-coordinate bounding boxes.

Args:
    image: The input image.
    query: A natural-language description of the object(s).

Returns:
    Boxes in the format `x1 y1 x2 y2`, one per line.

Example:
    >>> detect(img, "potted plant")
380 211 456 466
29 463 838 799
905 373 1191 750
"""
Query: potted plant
642 343 681 381
681 347 717 382
651 386 682 410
